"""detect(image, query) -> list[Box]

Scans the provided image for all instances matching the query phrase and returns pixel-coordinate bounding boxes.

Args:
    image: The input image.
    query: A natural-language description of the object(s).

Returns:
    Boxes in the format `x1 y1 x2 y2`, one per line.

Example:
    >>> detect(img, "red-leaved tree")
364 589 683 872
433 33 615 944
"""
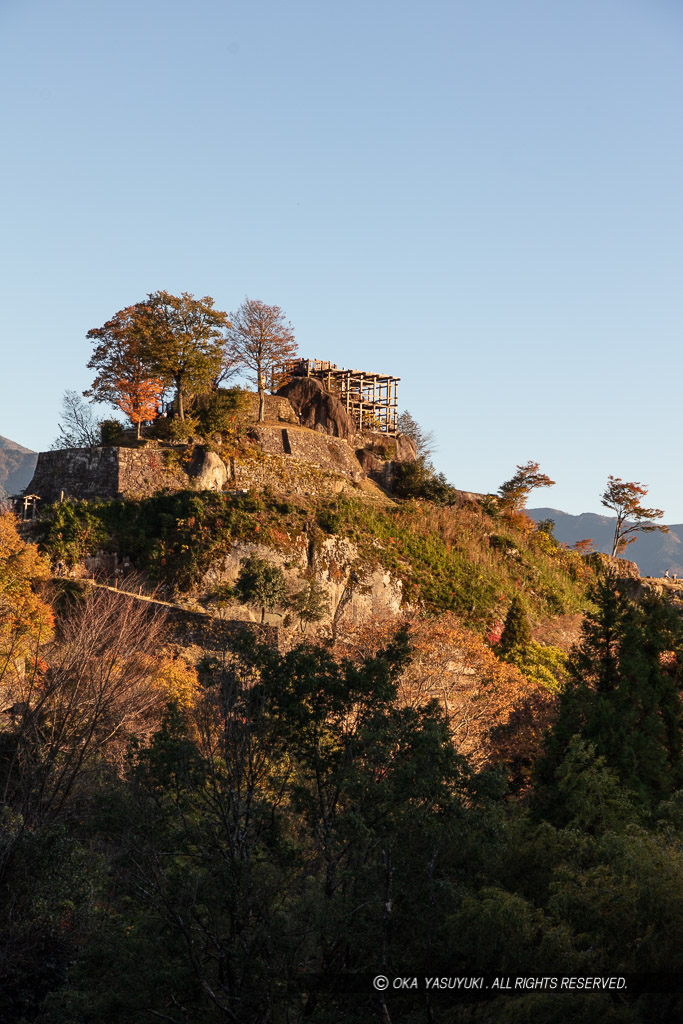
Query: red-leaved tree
86 304 165 438
115 375 164 439
601 476 668 557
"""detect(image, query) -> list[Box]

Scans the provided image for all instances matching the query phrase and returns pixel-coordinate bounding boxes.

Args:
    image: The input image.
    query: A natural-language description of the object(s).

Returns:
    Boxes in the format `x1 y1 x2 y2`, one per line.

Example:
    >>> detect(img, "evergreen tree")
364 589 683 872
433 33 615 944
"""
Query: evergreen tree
234 554 289 622
289 574 330 631
498 596 532 658
536 570 683 819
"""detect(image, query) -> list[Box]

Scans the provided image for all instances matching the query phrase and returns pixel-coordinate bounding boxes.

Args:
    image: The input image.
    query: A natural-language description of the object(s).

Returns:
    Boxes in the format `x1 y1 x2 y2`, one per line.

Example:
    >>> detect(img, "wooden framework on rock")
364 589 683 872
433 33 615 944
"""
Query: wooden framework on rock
272 358 400 435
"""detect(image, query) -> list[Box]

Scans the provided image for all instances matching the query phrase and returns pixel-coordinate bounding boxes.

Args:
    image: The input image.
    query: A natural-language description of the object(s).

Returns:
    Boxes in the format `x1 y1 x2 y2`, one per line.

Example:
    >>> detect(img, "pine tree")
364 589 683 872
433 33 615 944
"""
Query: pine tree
535 570 683 819
498 596 532 658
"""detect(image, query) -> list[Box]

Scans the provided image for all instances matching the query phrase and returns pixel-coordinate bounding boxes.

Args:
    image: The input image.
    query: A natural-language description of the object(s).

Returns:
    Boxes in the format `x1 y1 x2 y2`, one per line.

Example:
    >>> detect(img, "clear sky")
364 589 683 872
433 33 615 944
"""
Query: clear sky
2 0 683 518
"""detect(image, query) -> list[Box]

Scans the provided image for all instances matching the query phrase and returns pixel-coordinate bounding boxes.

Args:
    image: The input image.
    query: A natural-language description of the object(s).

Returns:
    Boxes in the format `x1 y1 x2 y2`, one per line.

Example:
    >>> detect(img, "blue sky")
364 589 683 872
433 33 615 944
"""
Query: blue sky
2 0 683 518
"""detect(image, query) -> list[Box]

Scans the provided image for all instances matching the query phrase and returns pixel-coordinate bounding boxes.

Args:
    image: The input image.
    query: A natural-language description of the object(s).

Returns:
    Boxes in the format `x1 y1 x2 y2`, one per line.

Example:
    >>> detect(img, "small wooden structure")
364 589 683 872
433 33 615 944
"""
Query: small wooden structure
12 494 41 521
273 358 400 435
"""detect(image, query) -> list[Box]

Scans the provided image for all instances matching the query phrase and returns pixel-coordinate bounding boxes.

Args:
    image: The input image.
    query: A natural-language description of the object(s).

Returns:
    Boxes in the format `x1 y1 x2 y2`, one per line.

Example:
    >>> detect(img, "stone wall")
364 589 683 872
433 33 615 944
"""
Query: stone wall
27 420 418 505
117 447 185 495
238 426 364 481
163 607 279 653
27 448 121 503
240 393 299 424
28 429 370 504
28 447 187 503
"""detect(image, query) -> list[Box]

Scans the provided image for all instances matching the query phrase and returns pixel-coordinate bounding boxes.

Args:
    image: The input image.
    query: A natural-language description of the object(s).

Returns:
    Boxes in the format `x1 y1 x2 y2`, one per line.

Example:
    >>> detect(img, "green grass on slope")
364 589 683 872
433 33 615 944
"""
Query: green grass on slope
36 490 592 628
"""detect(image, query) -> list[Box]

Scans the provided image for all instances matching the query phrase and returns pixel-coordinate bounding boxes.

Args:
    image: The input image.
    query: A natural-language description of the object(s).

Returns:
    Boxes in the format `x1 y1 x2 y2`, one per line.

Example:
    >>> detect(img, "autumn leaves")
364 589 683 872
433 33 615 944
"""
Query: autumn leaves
85 292 298 436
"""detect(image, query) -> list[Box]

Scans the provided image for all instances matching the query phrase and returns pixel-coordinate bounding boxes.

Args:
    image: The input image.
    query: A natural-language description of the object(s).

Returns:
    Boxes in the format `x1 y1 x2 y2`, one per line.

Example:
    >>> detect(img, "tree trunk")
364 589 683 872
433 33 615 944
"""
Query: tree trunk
611 515 624 557
136 420 141 440
175 374 184 420
257 357 265 422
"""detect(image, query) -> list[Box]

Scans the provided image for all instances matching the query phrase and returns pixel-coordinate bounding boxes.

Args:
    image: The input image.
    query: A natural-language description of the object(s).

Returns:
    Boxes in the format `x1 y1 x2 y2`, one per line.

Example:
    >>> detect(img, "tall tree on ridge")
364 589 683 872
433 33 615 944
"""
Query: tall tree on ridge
226 298 297 422
141 291 230 420
86 304 164 438
498 460 555 513
601 476 668 557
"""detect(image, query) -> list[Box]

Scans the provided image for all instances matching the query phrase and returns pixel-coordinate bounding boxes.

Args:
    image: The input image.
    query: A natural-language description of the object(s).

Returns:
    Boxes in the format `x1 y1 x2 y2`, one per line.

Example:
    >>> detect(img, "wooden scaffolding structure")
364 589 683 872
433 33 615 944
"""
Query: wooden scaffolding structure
273 358 400 435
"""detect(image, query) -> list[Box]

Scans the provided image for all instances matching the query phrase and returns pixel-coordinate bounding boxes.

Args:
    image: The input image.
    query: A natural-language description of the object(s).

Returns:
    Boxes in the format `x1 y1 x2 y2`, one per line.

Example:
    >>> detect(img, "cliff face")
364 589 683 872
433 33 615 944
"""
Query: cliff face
202 535 403 632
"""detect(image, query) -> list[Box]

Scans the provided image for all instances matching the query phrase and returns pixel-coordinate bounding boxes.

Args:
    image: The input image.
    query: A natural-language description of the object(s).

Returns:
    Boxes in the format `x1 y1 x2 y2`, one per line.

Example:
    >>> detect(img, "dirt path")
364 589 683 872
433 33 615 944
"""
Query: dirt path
58 576 210 617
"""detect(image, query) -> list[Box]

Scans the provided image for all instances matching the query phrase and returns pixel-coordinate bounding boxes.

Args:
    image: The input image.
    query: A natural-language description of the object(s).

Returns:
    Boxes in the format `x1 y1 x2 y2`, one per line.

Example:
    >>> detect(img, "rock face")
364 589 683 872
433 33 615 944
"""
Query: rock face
202 536 403 631
277 378 356 440
358 431 417 464
585 552 641 579
354 431 418 489
188 449 228 491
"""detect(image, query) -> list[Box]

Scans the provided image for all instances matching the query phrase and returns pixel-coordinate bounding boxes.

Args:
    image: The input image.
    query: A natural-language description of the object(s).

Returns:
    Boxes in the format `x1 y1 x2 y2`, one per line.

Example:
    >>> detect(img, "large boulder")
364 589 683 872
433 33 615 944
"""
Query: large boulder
584 551 640 580
357 430 417 464
188 448 228 491
277 377 356 440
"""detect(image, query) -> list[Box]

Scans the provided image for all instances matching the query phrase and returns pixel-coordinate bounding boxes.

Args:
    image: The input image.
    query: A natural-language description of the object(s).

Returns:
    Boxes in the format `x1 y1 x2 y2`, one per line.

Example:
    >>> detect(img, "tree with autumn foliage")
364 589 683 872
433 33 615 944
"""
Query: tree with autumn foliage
140 291 231 420
0 513 53 687
227 298 297 422
498 460 555 513
85 304 164 438
114 375 164 438
601 475 668 557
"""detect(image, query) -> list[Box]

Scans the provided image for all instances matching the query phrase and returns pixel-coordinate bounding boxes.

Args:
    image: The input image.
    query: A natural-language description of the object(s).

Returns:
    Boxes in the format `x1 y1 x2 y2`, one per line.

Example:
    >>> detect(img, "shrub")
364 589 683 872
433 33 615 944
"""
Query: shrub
99 419 124 445
194 388 247 436
392 460 459 504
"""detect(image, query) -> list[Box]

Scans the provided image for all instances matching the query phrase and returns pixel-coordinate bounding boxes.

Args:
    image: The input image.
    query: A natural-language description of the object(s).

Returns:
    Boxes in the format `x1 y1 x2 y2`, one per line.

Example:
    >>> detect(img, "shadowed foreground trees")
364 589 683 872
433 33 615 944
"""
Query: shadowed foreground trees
536 569 683 819
2 577 683 1022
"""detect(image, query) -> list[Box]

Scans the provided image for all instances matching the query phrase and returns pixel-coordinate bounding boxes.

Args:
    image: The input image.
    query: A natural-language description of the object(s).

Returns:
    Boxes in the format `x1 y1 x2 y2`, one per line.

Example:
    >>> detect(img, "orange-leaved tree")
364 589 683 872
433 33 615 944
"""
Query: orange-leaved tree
601 476 668 557
115 375 164 438
86 303 165 438
498 460 555 513
0 512 53 687
334 612 548 771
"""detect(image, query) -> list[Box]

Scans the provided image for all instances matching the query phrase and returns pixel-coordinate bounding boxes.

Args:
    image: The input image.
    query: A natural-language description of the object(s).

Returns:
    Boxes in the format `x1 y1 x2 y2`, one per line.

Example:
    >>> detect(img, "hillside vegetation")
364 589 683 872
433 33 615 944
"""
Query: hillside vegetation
5 404 683 1023
2 494 683 1023
36 487 592 631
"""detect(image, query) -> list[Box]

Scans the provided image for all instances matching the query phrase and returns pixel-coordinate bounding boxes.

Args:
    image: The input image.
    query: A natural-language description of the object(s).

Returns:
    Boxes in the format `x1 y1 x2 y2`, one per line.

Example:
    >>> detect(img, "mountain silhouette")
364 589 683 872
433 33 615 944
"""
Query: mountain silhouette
0 435 38 498
528 507 683 578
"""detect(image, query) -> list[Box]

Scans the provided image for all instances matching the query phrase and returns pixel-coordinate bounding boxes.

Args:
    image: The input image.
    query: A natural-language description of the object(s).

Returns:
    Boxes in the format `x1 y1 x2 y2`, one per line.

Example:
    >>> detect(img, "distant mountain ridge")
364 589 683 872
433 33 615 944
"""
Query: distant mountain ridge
0 435 38 498
528 507 683 578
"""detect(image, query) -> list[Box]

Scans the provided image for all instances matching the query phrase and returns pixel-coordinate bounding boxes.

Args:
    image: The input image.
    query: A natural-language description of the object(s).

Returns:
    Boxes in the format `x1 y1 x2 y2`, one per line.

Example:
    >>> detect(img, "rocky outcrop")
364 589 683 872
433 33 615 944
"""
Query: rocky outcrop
584 552 640 580
354 431 417 489
358 431 417 464
187 449 228 491
277 378 356 440
202 536 403 631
